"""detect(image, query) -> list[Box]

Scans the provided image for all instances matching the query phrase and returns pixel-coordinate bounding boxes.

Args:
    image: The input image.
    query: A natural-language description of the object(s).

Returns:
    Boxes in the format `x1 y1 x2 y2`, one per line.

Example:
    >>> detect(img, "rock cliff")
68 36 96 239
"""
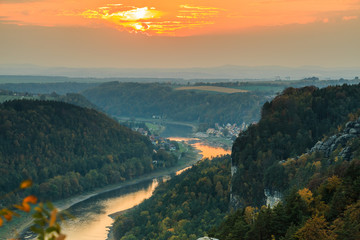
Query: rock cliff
310 117 360 161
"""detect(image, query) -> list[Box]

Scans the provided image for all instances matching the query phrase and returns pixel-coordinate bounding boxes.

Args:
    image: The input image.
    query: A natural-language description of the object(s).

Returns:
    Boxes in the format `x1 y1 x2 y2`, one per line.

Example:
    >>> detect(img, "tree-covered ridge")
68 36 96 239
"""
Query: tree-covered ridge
231 84 360 207
0 100 176 205
113 156 231 240
210 150 360 240
82 82 266 125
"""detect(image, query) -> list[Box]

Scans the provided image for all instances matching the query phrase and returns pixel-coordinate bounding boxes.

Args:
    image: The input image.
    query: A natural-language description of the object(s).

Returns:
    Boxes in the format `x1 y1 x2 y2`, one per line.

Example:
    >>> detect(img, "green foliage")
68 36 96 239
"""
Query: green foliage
30 202 67 240
232 84 360 207
0 100 176 205
82 82 266 125
113 156 231 240
211 83 360 240
210 158 360 240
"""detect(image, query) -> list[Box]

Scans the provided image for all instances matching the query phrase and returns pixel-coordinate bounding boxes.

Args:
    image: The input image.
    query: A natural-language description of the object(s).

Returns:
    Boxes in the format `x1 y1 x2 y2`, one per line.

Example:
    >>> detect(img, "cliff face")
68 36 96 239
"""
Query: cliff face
310 117 360 161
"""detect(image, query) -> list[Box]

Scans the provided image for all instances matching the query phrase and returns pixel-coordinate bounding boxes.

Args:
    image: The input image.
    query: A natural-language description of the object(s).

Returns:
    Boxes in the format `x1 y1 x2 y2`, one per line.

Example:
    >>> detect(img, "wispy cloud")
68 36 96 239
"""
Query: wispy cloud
1 0 359 36
77 4 223 35
342 15 358 21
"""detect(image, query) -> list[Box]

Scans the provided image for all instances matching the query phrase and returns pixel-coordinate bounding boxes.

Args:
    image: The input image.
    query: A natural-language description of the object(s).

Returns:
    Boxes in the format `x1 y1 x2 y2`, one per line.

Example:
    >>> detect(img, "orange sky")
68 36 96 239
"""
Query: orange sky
1 0 359 36
0 0 359 69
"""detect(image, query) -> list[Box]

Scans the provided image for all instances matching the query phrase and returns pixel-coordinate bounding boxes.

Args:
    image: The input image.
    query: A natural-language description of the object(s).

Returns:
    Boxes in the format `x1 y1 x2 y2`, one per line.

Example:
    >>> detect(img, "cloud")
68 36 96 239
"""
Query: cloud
342 15 358 21
77 4 223 35
1 0 359 36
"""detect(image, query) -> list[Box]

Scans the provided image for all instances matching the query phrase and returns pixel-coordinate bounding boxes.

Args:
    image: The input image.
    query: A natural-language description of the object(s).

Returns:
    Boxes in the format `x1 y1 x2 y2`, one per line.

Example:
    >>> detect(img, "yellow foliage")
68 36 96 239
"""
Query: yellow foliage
313 161 321 170
295 215 337 240
282 158 296 167
326 176 342 191
50 209 58 227
20 179 33 189
14 195 37 212
244 206 257 224
298 188 314 205
297 154 309 165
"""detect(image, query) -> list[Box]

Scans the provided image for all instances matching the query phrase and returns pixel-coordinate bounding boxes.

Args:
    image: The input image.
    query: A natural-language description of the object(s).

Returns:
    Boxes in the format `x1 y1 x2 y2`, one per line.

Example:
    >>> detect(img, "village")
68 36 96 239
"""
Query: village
131 121 249 151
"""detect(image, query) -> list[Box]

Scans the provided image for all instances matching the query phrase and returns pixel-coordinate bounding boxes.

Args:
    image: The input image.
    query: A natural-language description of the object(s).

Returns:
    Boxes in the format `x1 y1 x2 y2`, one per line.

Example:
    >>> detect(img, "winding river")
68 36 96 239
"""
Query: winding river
17 132 231 240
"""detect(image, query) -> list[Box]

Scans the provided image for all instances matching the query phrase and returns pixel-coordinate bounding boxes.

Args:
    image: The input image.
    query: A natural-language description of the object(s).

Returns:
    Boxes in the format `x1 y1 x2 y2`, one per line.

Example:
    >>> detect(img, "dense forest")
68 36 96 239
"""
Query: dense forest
231 84 360 207
113 156 231 240
210 132 360 239
0 100 177 205
82 82 267 126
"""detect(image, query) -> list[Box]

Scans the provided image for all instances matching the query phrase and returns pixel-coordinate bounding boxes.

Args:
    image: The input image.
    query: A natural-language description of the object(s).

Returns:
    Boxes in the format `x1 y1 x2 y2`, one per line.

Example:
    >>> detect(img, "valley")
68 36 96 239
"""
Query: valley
0 78 360 240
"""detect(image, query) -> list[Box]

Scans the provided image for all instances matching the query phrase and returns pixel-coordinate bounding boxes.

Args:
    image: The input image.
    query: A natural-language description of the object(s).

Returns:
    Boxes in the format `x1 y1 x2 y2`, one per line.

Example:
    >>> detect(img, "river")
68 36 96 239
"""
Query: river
62 178 164 240
18 136 230 240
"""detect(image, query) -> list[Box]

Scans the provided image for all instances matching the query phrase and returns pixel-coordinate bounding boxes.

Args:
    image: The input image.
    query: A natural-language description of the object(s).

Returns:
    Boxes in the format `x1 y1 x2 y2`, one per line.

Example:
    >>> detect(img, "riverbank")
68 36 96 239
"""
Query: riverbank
1 146 200 240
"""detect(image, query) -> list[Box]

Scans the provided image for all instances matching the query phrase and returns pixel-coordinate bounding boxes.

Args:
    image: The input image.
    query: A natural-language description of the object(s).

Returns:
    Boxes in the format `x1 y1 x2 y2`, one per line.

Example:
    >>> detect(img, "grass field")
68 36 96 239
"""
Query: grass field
175 85 249 93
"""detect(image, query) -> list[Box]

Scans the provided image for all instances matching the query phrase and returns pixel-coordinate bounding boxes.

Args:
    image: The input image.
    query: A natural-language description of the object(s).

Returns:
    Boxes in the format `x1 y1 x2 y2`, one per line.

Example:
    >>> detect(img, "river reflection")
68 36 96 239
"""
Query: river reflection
61 178 161 240
168 137 231 159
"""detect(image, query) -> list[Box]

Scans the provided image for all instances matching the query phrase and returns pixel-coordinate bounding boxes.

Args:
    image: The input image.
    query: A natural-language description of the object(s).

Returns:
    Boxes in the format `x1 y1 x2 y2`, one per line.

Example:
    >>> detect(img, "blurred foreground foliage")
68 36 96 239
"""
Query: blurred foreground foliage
0 180 66 240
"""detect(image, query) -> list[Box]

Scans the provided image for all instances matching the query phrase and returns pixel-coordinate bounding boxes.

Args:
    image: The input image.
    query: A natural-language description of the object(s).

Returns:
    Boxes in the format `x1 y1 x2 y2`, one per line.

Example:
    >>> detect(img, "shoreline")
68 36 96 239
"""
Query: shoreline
1 146 201 240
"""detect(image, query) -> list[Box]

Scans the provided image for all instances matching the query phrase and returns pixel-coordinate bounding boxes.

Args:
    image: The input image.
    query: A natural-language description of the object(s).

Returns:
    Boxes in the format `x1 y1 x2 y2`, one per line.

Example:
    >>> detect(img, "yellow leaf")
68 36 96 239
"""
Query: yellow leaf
3 210 13 221
23 195 37 204
14 204 25 211
0 217 3 226
49 209 58 227
20 180 33 189
14 196 38 212
22 203 31 212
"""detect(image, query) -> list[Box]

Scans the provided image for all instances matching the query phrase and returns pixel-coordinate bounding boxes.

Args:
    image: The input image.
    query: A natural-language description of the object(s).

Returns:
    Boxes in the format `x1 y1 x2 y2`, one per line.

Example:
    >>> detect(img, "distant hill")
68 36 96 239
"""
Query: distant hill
0 100 176 205
0 64 359 79
0 80 100 95
82 82 267 126
0 89 100 111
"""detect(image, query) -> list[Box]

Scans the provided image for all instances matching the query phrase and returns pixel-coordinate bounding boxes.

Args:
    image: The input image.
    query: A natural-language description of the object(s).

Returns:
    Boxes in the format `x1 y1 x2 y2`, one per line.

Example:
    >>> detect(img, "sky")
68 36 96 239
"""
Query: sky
0 0 360 68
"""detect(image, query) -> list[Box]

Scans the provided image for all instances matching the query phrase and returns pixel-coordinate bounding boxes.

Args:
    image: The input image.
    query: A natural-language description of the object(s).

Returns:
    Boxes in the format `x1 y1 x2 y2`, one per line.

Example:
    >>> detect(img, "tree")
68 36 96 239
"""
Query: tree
294 215 336 240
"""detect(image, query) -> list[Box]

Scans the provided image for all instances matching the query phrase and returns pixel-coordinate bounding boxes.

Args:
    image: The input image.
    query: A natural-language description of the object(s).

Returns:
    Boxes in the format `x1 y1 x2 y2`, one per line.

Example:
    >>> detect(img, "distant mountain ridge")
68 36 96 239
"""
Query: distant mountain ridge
1 64 359 80
82 82 265 126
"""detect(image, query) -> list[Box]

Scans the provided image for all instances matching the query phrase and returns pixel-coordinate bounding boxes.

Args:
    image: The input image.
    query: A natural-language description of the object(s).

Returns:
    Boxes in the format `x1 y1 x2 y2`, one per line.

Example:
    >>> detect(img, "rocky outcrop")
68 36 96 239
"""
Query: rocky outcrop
264 189 282 208
309 117 360 161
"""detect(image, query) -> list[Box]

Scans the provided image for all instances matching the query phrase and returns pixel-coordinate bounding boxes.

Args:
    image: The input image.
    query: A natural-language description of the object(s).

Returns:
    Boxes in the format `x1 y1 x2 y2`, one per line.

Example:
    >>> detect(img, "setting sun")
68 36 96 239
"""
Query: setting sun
1 0 359 36
0 0 359 68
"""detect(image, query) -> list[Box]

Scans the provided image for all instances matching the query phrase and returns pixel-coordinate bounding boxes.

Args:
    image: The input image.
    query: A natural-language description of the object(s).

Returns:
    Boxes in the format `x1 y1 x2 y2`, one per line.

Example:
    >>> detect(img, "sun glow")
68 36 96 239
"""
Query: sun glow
77 4 222 35
0 0 359 36
79 5 162 33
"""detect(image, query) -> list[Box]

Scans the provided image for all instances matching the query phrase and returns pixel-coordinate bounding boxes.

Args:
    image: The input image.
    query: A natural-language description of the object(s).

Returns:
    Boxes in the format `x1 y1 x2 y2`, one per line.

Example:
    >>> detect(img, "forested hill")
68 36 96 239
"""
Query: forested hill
231 84 360 207
0 100 175 205
82 82 266 125
210 84 360 240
